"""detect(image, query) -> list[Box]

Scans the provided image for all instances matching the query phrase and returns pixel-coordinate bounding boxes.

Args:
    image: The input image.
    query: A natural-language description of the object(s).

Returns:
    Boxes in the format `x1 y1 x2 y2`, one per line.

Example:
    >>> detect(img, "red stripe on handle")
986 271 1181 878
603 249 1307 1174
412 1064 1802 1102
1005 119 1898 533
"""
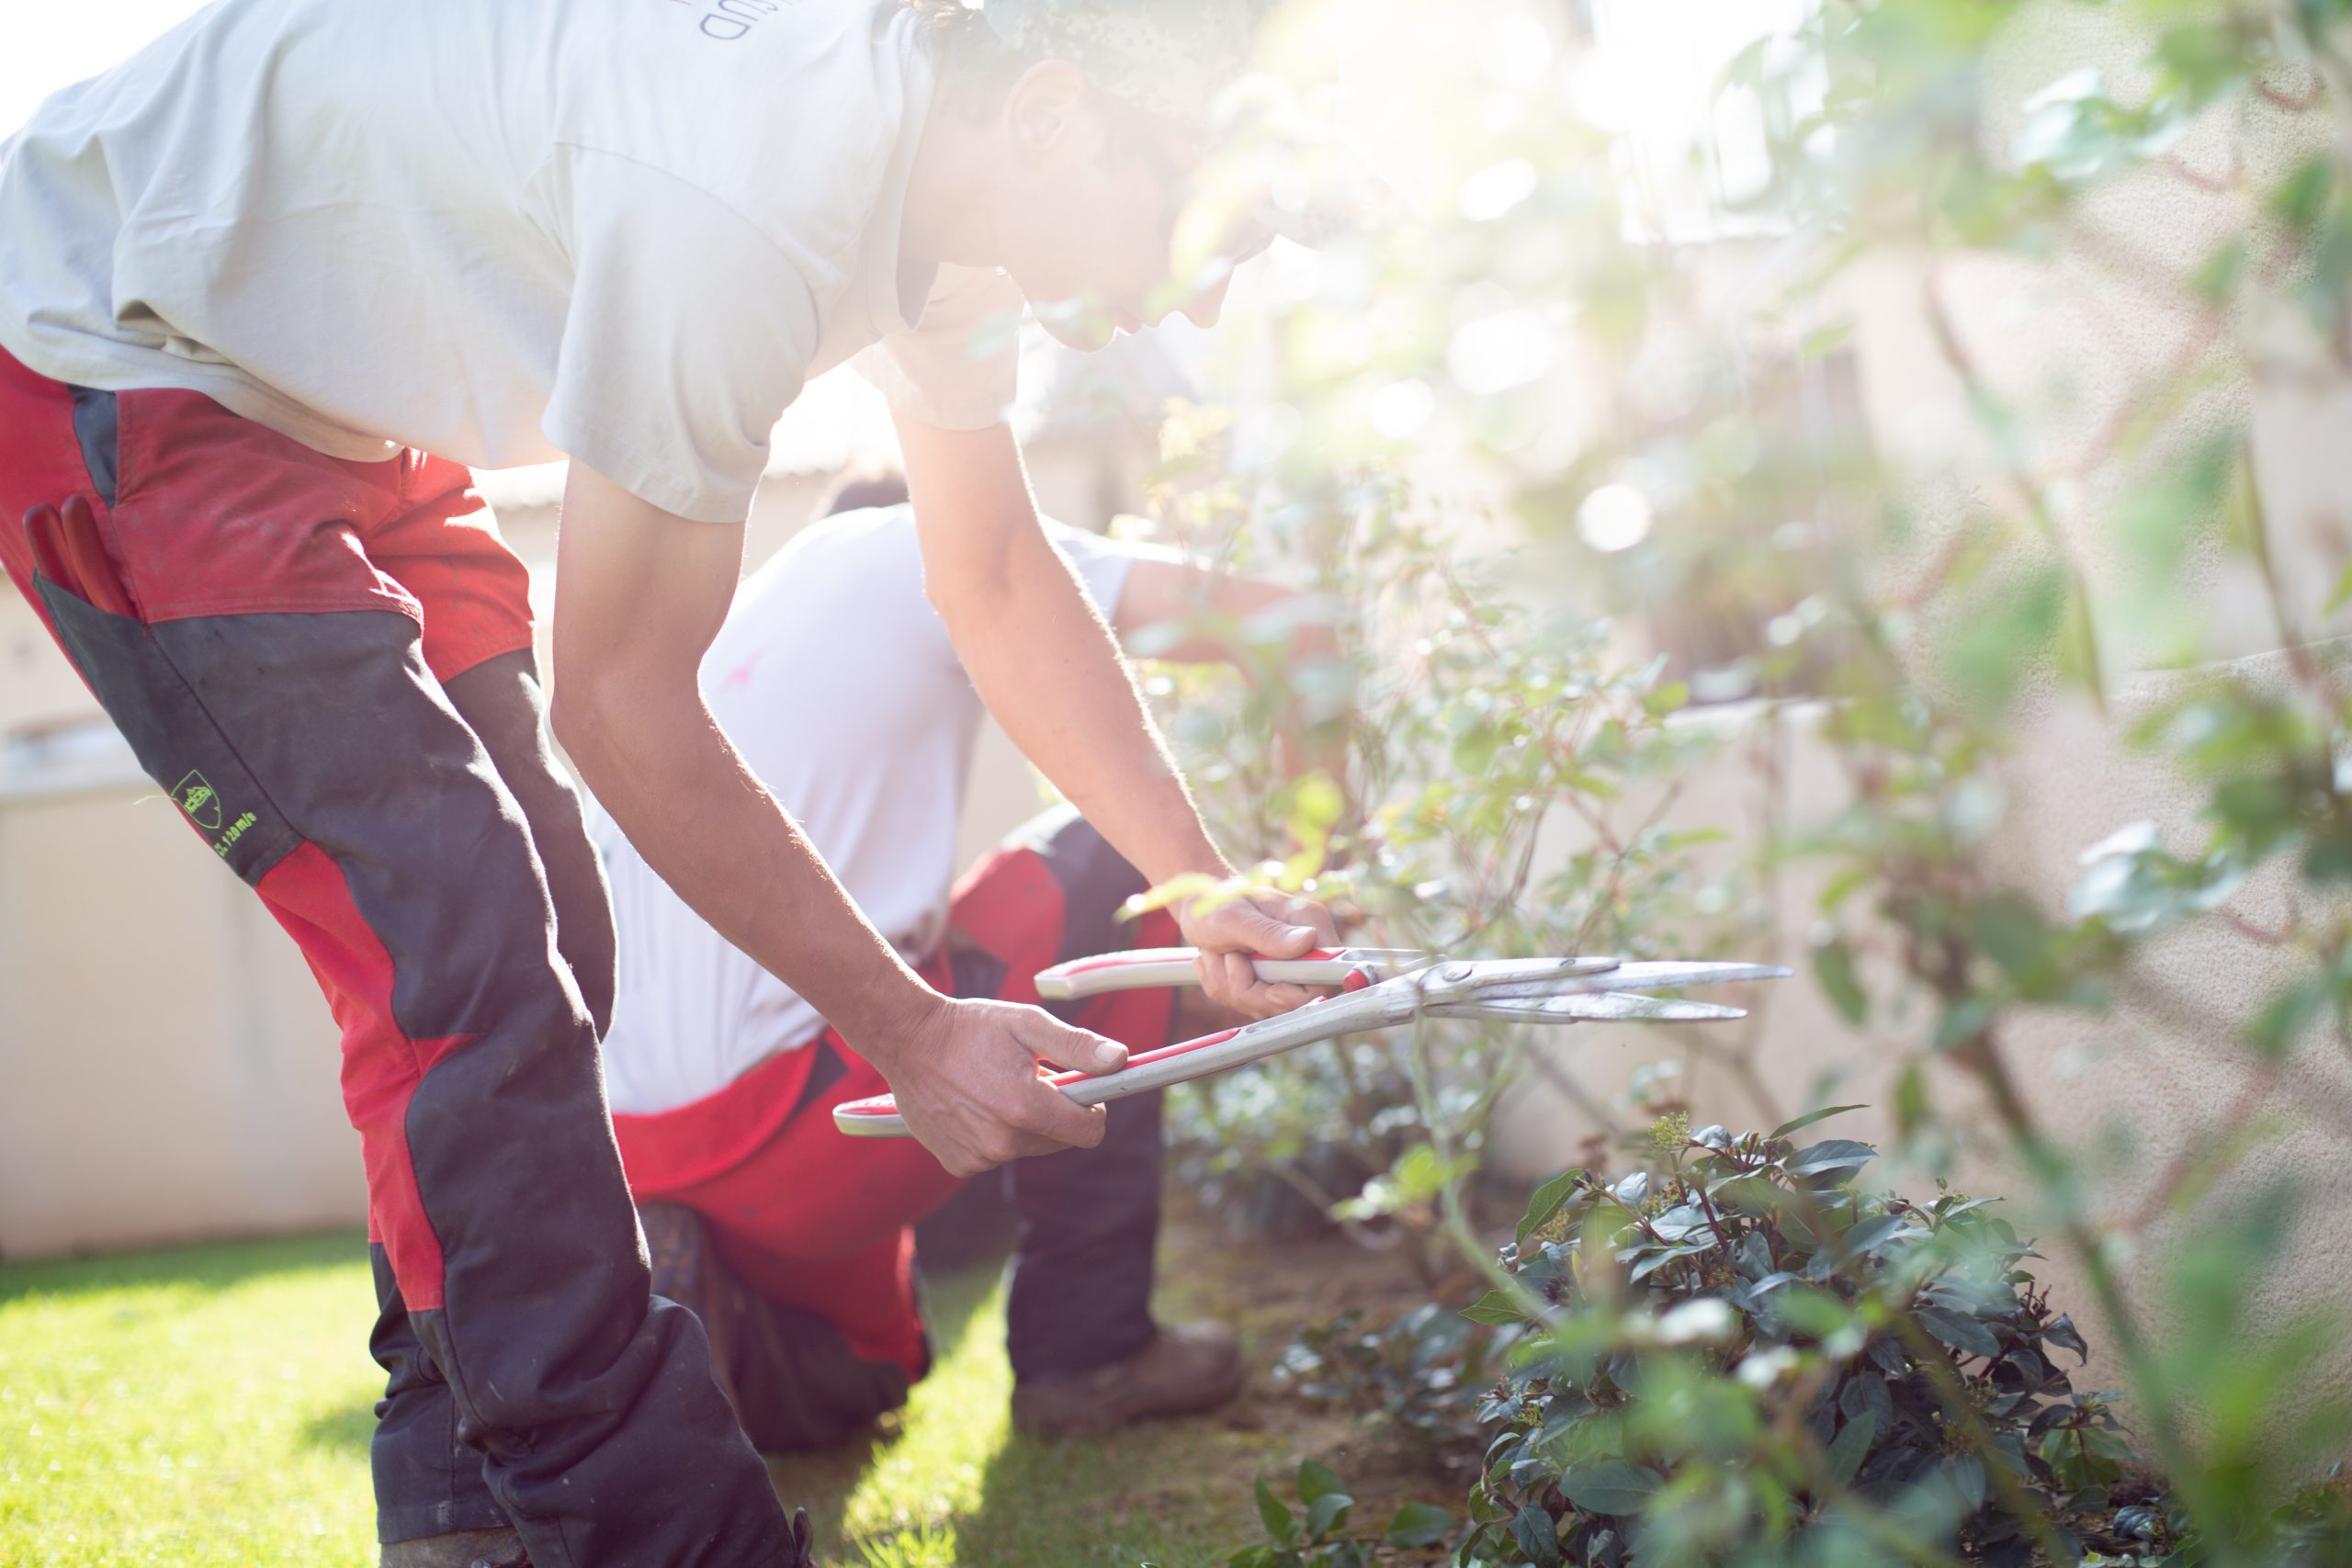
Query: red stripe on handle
1043 1026 1242 1088
836 1022 1257 1117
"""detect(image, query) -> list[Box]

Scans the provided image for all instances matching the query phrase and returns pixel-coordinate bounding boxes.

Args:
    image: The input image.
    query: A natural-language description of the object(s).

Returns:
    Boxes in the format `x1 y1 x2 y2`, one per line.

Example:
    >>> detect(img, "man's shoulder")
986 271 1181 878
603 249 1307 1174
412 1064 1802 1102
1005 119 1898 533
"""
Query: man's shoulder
552 0 919 263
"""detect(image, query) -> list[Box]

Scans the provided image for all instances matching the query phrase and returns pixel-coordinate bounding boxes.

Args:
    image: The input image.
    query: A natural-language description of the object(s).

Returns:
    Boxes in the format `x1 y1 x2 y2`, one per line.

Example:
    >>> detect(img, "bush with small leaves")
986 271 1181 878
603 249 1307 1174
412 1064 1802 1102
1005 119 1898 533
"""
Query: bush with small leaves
1456 1115 2142 1567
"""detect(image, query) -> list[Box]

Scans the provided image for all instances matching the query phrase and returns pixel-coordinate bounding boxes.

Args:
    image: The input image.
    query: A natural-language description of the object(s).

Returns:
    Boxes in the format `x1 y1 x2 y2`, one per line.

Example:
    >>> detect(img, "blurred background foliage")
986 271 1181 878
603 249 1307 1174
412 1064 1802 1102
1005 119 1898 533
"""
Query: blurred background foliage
1125 0 2352 1561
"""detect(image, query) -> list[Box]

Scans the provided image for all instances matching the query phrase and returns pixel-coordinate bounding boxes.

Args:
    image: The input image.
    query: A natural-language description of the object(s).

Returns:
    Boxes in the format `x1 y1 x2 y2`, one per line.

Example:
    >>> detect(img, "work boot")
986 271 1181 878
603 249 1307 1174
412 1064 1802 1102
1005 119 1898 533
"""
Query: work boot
1010 1321 1245 1437
378 1528 524 1567
640 1201 747 1424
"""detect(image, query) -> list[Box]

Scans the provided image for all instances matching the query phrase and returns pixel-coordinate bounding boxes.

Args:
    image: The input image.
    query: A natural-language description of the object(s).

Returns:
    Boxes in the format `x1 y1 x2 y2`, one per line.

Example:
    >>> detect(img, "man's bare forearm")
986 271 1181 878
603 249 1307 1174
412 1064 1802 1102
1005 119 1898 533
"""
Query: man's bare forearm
900 415 1233 891
940 529 1232 889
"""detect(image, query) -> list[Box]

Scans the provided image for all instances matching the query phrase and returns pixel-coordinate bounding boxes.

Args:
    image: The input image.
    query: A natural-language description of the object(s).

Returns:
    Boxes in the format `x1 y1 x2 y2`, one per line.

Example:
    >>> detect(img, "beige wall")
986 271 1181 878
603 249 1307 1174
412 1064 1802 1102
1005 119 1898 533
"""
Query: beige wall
0 781 364 1257
0 430 1136 1259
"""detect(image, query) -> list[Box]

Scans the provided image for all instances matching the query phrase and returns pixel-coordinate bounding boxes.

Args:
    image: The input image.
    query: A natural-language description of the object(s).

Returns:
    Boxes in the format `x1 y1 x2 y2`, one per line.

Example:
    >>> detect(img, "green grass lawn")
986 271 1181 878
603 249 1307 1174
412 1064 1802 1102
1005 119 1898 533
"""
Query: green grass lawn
0 1227 1389 1568
0 1233 381 1566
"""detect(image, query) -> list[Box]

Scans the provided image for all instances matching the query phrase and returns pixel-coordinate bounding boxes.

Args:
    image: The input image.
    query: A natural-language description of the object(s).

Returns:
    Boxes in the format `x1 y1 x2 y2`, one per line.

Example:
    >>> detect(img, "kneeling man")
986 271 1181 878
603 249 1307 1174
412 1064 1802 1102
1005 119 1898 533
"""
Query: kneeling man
592 480 1330 1446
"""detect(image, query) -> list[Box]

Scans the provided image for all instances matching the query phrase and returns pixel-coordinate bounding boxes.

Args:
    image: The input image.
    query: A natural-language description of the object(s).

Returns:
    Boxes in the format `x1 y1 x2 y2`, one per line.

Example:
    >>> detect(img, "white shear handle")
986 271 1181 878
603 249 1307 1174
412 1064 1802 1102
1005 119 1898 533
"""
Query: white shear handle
1033 946 1429 1000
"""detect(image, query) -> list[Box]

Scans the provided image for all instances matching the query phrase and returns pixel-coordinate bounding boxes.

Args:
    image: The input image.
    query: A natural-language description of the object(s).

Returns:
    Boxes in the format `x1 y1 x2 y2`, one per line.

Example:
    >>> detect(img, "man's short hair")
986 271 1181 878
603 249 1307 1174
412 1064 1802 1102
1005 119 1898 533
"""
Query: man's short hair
905 0 1268 131
905 2 1029 124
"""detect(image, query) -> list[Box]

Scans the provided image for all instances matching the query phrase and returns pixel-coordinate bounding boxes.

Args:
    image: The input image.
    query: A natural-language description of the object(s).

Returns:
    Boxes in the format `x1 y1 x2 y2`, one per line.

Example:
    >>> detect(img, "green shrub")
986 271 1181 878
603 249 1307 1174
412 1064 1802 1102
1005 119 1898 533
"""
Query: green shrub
1459 1118 2152 1567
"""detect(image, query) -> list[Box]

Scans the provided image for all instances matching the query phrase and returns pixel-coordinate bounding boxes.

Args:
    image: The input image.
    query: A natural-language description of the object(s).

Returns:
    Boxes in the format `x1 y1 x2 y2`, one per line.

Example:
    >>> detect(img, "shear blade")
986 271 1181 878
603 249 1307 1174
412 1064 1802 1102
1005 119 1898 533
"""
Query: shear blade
1548 960 1792 993
1535 993 1747 1022
1447 993 1748 1024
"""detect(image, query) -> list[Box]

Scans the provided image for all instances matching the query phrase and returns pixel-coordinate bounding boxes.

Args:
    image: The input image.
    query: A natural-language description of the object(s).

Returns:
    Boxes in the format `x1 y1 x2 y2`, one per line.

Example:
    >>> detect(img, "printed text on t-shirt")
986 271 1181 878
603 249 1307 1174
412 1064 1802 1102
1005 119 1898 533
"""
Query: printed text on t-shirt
672 0 788 43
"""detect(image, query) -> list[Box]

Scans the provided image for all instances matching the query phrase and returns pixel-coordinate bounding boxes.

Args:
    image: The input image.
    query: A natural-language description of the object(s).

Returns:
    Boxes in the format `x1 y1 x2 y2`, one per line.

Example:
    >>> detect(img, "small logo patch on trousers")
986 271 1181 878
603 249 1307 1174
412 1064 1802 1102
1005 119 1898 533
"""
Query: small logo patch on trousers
174 770 223 830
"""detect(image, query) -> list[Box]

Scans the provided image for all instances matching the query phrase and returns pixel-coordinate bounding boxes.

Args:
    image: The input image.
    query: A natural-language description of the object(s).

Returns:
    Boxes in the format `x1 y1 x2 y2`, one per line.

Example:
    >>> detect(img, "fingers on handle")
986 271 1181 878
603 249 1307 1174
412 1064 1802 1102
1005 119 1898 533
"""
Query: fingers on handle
942 1150 993 1179
1209 950 1258 1009
1028 1021 1127 1076
1248 908 1320 957
1258 982 1315 1013
1290 897 1343 943
1029 1091 1108 1153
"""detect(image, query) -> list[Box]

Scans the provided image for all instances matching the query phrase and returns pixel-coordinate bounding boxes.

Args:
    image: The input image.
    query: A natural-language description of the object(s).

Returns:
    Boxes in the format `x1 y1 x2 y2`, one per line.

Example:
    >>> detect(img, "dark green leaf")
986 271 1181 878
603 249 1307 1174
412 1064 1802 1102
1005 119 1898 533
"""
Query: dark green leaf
1770 1104 1868 1140
1839 1213 1912 1257
1255 1477 1296 1545
2043 1314 2090 1361
1823 1410 1877 1487
1296 1460 1345 1505
1917 1305 2001 1360
1510 1502 1561 1567
1463 1290 1530 1327
1629 1240 1718 1281
1770 1286 1855 1340
1385 1503 1455 1549
1558 1460 1665 1516
1518 1169 1585 1248
1305 1490 1353 1540
1948 1454 1987 1512
1787 1139 1876 1179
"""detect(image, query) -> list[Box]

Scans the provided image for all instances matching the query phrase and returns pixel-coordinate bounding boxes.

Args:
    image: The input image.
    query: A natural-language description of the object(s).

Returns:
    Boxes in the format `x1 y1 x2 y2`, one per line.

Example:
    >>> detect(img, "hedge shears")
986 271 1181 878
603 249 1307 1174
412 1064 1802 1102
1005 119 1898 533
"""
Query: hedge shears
832 947 1791 1139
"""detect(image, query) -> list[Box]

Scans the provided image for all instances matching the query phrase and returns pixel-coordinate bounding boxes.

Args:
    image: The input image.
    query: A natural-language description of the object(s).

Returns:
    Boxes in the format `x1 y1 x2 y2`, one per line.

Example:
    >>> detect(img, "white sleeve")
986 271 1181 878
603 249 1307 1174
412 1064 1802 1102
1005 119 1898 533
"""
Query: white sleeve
541 151 820 522
852 264 1022 430
1042 520 1178 623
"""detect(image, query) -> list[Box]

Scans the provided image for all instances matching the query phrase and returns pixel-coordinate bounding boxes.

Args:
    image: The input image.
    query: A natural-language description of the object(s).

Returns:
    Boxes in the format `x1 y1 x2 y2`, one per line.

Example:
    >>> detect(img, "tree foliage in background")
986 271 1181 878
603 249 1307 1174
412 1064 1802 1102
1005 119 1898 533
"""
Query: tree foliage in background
1141 0 2352 1560
1138 429 1727 1273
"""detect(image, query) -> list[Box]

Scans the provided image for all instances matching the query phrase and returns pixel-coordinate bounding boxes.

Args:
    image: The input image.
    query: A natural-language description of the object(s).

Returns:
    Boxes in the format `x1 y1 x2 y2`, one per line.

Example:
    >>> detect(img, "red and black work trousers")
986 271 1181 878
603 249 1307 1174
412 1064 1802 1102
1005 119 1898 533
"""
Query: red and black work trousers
0 348 793 1565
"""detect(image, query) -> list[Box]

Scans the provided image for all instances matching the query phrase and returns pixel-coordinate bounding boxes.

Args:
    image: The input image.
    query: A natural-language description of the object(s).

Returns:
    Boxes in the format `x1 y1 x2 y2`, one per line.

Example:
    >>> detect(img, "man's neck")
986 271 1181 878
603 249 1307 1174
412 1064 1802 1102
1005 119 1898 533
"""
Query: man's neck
901 112 1001 270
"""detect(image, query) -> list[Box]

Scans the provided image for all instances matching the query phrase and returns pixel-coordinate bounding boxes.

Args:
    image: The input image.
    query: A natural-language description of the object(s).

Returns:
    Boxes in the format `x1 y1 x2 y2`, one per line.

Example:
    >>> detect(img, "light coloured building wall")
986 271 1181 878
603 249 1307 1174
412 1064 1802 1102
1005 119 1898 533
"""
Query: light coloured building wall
0 778 365 1258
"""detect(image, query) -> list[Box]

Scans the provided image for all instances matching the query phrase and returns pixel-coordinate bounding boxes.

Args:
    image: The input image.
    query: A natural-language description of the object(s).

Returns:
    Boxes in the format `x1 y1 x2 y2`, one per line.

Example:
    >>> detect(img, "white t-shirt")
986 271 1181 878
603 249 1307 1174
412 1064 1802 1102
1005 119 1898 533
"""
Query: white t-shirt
591 506 1142 1116
0 0 1020 523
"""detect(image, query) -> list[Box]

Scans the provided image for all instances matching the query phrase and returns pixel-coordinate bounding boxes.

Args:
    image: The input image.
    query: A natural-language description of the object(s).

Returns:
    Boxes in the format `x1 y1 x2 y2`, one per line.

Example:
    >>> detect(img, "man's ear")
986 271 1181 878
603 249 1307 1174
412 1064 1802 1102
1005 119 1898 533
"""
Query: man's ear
1001 60 1091 164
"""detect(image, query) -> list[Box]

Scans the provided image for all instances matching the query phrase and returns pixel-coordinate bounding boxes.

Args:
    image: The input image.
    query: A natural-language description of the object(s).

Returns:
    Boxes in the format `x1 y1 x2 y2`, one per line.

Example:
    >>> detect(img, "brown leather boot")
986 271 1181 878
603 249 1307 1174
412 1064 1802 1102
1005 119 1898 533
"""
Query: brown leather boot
378 1528 524 1567
639 1200 747 1425
1009 1321 1245 1438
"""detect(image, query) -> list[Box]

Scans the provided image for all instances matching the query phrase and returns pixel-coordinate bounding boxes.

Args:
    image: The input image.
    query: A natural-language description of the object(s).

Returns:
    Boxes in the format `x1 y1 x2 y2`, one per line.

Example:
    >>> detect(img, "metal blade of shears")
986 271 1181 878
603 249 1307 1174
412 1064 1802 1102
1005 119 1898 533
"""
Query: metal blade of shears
1433 991 1750 1024
1033 946 1432 1001
1479 960 1794 999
